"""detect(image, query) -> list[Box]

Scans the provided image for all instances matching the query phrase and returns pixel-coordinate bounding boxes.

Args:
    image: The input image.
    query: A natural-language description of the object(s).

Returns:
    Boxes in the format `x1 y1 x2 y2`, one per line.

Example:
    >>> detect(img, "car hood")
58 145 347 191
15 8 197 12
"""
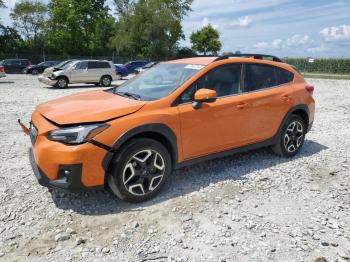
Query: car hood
37 90 146 125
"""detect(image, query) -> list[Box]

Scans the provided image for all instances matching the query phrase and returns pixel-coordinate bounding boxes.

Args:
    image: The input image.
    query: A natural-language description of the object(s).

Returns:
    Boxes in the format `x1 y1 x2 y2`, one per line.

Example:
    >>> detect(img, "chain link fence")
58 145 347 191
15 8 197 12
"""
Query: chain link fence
0 53 148 65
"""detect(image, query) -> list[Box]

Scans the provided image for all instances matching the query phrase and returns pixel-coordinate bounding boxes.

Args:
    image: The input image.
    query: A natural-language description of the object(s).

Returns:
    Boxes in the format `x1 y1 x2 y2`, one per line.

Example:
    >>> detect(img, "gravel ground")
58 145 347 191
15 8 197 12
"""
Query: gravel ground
0 74 349 262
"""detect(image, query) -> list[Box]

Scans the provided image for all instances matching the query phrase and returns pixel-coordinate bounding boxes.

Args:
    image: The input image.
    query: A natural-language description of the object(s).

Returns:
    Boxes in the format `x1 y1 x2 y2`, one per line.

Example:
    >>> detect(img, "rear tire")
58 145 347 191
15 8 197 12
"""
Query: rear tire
100 75 112 87
272 114 306 157
107 138 172 203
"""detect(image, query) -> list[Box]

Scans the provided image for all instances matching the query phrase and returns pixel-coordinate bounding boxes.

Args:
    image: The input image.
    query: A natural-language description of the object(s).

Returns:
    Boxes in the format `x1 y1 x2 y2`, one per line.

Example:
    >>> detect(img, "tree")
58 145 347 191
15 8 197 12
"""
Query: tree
0 0 6 8
110 0 193 59
0 25 23 54
47 0 113 55
10 0 47 42
190 25 221 56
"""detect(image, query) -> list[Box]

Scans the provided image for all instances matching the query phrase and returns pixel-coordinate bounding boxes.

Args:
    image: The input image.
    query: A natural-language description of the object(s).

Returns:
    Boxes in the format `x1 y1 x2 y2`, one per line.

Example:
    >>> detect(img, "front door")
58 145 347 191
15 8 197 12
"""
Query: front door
70 61 88 83
177 63 247 160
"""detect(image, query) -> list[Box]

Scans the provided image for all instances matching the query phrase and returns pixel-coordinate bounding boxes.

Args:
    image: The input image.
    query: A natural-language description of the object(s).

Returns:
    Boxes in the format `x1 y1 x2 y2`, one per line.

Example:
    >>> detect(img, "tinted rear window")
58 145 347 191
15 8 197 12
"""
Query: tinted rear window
244 64 294 92
88 61 111 69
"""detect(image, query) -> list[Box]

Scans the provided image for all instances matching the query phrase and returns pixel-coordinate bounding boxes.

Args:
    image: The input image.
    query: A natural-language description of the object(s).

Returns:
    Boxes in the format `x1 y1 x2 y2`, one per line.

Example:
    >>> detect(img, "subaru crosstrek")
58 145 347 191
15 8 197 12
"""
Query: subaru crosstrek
20 54 315 202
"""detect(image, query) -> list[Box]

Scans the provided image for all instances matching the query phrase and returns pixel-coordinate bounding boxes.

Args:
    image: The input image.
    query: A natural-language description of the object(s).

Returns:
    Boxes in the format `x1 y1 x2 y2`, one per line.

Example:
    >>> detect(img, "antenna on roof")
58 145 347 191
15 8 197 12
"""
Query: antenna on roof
213 54 283 63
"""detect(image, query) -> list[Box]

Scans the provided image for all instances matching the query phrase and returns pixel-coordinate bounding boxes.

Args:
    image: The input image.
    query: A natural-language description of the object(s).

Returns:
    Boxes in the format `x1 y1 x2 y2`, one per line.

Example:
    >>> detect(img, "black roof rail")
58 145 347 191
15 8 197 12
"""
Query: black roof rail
213 54 283 63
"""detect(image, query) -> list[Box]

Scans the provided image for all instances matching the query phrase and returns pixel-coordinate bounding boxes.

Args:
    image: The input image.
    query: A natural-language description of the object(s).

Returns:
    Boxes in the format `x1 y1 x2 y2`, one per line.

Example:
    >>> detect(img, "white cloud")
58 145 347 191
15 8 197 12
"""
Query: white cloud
320 25 350 42
254 42 270 50
287 34 312 46
253 34 312 50
230 16 252 27
201 17 218 29
307 45 326 53
271 39 283 49
202 17 209 27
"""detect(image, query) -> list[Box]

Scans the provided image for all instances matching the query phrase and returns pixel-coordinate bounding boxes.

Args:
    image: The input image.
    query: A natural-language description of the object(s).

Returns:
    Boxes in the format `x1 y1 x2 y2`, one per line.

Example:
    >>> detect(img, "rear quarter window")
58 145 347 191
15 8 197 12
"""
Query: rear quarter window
275 67 294 85
88 61 111 69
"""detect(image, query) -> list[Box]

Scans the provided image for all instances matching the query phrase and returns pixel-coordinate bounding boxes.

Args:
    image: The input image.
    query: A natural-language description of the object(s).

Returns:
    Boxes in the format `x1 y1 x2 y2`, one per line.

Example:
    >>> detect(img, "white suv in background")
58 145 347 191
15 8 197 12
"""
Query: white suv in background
38 60 117 88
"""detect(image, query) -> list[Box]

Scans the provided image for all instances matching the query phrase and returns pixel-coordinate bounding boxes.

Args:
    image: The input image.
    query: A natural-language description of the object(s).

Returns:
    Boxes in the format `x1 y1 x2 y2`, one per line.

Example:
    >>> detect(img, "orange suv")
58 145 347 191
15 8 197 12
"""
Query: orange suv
20 54 315 202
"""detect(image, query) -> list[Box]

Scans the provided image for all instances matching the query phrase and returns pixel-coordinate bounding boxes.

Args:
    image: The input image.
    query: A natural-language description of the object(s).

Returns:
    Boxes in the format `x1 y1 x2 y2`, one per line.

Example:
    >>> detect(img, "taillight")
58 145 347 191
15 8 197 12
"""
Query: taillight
0 66 4 72
306 85 314 95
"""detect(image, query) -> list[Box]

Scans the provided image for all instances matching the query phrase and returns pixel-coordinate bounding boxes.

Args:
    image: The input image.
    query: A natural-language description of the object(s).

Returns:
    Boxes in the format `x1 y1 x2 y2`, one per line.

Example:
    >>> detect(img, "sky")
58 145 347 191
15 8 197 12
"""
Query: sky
1 0 350 58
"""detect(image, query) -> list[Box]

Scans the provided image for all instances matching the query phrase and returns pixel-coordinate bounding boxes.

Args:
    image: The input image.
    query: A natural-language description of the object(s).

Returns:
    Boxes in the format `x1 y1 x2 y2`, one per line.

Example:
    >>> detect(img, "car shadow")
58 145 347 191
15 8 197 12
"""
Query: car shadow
0 81 15 84
50 139 328 215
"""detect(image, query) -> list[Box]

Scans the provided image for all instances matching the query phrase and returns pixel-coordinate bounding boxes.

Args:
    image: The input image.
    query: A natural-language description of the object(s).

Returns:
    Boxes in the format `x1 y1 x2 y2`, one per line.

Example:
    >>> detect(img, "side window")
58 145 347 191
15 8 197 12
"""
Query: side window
99 62 111 68
275 67 294 85
13 60 21 66
75 61 88 70
179 64 242 104
88 61 98 69
244 64 277 92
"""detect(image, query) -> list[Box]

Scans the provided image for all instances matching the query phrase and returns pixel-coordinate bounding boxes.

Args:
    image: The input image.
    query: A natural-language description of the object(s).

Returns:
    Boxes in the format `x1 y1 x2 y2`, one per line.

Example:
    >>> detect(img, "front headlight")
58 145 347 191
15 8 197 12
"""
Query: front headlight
49 74 56 80
47 124 109 144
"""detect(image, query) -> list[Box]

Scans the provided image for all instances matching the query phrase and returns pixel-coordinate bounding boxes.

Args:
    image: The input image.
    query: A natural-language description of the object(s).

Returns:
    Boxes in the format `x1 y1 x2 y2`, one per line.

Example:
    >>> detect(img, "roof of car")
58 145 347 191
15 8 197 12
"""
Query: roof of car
167 57 217 65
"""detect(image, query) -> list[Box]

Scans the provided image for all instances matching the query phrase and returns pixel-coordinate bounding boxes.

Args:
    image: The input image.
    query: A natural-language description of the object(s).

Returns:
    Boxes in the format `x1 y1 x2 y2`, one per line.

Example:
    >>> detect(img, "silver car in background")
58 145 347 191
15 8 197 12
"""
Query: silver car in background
39 60 117 88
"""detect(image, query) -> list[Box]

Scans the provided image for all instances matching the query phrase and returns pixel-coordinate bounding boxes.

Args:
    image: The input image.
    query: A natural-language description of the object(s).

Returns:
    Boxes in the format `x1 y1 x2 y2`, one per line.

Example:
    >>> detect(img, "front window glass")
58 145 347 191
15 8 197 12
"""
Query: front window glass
179 64 242 104
114 63 203 101
75 61 88 70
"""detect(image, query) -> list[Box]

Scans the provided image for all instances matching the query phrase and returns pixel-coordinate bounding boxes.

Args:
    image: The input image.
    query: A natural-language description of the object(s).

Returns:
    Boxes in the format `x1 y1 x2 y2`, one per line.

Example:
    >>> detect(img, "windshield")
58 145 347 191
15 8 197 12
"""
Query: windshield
115 63 203 100
60 61 75 70
56 60 74 69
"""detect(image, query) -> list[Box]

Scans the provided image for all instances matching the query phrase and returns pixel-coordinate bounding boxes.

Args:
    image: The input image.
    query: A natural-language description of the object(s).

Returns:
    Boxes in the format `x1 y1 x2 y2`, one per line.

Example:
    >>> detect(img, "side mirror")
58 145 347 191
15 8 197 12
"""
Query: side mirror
193 88 217 109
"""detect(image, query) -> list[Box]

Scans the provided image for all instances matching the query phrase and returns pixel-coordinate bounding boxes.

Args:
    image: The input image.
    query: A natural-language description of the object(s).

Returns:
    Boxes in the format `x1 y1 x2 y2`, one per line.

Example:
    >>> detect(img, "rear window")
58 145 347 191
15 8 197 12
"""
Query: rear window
88 61 111 69
244 64 294 92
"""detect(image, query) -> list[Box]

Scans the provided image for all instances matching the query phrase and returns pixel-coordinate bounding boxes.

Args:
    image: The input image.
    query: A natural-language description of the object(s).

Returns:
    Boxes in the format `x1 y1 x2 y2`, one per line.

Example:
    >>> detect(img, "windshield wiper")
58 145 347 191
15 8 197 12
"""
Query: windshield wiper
116 91 141 100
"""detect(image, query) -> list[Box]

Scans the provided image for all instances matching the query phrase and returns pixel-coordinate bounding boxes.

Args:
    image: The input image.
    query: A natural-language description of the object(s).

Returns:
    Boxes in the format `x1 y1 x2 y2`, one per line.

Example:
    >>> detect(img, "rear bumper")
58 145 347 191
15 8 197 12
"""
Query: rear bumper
29 148 103 192
38 76 57 86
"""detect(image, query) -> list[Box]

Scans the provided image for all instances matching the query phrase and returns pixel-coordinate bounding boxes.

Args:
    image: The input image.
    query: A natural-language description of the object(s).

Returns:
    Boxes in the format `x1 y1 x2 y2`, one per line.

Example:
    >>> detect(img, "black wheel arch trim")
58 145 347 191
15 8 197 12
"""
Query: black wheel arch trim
101 123 178 172
278 104 310 134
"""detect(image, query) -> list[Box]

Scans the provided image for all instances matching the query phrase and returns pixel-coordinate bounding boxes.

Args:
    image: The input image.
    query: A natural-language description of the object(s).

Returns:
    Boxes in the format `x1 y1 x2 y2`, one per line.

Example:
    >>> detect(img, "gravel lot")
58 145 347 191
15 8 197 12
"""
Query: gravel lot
0 74 349 262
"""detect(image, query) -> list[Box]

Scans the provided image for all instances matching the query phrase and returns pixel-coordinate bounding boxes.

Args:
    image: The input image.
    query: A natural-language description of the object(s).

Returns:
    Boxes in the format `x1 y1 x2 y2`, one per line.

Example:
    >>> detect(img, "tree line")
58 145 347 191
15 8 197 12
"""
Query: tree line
0 0 223 61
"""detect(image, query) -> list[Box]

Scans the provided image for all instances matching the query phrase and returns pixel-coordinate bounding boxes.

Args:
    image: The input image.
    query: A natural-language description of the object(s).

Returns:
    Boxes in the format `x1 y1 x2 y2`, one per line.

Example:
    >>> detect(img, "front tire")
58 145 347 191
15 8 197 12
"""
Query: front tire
55 77 68 88
108 138 172 203
272 114 306 157
31 69 39 75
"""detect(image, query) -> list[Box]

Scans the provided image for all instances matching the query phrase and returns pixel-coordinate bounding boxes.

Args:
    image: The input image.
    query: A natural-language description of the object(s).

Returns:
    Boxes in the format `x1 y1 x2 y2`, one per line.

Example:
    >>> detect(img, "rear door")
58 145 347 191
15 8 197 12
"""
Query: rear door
87 61 111 82
232 63 294 144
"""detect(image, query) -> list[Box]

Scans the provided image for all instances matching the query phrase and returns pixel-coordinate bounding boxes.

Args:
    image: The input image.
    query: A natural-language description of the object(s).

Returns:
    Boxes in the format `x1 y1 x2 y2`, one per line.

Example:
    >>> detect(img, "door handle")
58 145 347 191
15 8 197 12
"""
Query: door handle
281 95 292 102
236 103 249 109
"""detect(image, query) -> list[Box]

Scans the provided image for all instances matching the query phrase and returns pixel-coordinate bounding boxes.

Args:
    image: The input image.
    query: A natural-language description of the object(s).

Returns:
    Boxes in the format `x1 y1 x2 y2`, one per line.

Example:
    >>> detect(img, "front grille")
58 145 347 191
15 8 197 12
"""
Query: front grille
30 122 38 145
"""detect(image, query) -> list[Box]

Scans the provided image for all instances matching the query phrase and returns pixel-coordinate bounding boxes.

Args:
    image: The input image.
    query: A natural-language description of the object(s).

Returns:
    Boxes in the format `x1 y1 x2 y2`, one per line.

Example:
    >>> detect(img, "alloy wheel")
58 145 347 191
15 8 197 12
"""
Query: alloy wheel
284 121 304 153
102 77 111 86
57 78 66 88
122 149 165 196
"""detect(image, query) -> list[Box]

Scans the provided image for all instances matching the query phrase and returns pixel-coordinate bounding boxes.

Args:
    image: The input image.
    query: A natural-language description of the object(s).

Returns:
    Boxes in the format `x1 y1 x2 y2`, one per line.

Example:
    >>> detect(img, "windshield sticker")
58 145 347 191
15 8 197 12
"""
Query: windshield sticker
184 65 205 70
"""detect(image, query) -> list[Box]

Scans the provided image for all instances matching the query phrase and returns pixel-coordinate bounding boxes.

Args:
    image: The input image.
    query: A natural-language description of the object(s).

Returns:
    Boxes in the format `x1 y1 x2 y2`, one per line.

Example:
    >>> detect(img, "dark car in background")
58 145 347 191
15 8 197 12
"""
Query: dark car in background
135 61 159 74
115 64 128 78
25 61 60 75
0 59 31 73
124 60 148 74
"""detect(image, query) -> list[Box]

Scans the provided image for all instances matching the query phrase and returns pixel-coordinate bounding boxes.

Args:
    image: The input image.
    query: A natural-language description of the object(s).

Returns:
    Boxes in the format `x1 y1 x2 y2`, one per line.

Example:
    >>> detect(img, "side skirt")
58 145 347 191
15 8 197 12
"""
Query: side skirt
175 136 277 169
